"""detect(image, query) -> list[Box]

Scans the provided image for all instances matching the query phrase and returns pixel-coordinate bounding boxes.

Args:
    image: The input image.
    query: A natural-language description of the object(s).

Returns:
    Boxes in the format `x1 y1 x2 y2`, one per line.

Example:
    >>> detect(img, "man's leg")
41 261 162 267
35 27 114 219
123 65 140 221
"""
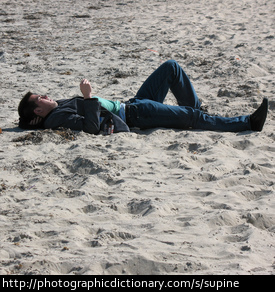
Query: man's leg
128 99 252 132
132 60 201 109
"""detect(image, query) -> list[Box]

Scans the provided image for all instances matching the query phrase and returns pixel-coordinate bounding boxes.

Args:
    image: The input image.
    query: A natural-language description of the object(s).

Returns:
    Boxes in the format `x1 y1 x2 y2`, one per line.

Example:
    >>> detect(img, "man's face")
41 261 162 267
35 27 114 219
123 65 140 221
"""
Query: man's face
29 94 57 117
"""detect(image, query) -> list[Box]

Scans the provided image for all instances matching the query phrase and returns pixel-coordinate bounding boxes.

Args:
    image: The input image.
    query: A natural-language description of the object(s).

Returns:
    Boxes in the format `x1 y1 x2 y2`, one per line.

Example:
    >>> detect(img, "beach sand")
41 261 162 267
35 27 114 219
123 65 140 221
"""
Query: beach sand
0 0 274 275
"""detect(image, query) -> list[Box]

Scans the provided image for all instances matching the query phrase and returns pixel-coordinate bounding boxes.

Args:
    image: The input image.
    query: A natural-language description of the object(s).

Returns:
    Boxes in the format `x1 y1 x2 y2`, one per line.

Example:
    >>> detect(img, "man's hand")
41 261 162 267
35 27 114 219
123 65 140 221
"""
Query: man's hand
80 79 92 99
29 116 43 126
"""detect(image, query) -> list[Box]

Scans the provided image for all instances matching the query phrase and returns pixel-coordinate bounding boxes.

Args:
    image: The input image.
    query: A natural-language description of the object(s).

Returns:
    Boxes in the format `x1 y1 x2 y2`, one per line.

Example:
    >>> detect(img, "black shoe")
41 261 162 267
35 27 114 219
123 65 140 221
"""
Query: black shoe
250 98 268 131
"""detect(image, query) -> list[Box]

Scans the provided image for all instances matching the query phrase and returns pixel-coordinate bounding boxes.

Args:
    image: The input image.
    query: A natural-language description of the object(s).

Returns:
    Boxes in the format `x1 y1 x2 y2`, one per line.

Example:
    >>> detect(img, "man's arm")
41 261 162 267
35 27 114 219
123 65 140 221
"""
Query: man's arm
44 98 101 134
81 98 101 134
78 79 101 133
44 79 102 134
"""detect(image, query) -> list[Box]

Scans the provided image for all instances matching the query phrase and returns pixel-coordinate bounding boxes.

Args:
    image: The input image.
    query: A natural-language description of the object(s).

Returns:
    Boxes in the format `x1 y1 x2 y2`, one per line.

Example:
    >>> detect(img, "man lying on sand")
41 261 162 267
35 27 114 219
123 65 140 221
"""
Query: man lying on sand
18 60 268 134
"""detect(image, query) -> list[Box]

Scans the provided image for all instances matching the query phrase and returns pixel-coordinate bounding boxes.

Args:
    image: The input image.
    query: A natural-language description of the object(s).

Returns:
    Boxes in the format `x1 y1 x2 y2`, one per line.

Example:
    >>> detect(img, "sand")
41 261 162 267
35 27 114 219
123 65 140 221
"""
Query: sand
0 0 274 275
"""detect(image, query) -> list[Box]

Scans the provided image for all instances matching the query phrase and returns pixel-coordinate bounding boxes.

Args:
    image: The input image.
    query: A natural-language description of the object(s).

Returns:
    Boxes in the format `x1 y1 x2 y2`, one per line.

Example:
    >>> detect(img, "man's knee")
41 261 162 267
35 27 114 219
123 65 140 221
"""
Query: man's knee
164 59 178 68
161 60 179 78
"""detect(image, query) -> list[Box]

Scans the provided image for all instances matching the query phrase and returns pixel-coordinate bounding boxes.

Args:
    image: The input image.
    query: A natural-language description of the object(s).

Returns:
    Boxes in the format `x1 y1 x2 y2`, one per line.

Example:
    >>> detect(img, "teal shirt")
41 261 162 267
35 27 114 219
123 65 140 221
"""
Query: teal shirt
93 96 121 116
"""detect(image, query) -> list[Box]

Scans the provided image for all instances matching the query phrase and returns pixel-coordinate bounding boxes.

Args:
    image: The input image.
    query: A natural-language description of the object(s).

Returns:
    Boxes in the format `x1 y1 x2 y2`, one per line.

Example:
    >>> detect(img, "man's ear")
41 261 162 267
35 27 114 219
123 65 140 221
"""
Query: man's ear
34 107 43 116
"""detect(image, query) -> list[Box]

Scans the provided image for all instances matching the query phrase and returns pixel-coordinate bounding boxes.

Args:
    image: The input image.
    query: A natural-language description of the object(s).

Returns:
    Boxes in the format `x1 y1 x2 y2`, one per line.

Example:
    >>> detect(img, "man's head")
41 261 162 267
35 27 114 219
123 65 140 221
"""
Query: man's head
18 92 57 123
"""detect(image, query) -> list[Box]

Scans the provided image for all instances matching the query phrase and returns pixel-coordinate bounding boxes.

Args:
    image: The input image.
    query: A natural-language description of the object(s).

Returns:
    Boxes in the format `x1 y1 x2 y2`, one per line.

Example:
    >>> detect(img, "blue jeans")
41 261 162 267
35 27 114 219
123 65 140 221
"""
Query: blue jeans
127 60 251 132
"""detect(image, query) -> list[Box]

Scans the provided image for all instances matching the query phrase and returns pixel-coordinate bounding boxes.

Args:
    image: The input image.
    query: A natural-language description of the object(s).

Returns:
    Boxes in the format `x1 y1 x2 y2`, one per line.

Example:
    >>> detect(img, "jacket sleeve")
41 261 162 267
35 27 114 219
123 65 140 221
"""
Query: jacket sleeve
44 98 101 134
81 98 101 134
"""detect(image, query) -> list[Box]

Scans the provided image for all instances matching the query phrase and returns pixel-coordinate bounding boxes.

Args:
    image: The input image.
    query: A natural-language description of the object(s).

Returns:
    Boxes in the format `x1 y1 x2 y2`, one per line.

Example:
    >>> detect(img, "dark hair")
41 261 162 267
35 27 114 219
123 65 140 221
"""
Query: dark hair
18 92 43 129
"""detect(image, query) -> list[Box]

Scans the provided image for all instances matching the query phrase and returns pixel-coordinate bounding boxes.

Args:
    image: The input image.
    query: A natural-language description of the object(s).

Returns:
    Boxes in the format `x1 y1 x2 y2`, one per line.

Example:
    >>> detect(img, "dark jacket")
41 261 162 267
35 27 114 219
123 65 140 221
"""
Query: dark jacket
20 97 130 134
